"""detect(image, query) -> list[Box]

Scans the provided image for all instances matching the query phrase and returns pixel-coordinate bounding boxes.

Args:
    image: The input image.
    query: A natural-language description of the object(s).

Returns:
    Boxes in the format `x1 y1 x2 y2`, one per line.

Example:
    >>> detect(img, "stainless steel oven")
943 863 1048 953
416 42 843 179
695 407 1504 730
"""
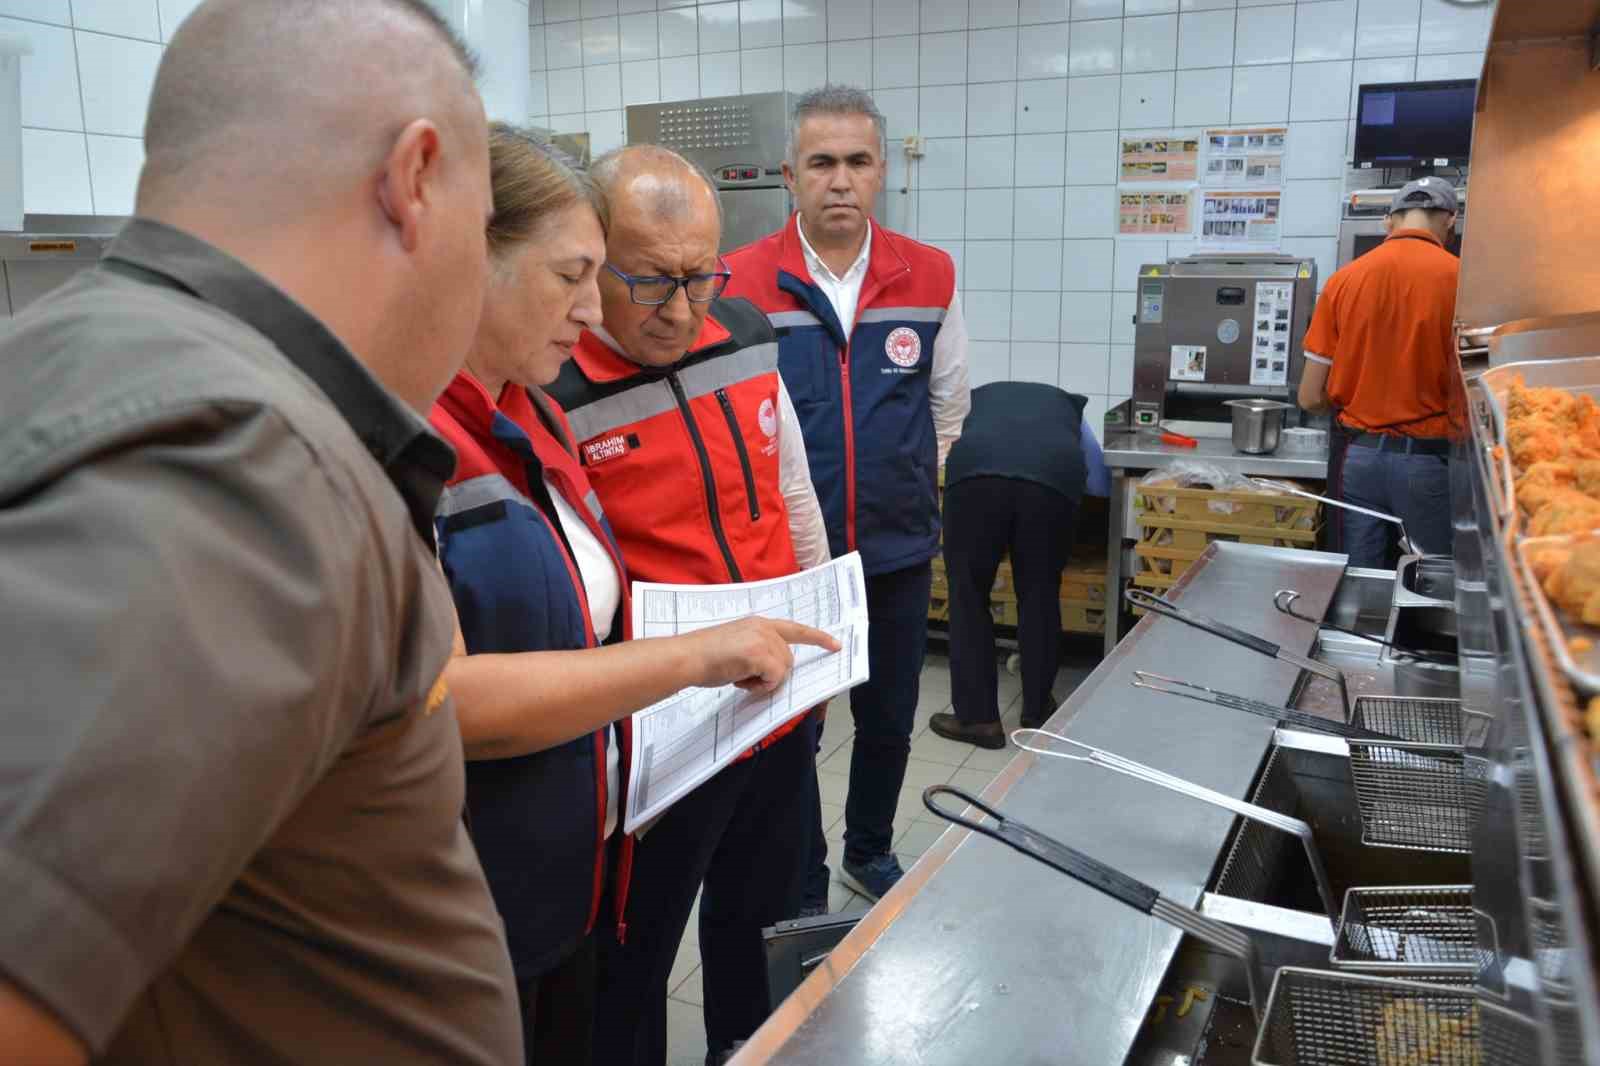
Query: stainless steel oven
1337 187 1466 268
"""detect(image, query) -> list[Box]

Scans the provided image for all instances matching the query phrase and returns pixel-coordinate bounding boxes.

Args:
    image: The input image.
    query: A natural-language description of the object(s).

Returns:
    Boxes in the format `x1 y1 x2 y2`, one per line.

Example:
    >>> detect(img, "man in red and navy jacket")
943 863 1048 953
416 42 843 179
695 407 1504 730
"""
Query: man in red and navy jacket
548 145 830 1066
725 86 971 905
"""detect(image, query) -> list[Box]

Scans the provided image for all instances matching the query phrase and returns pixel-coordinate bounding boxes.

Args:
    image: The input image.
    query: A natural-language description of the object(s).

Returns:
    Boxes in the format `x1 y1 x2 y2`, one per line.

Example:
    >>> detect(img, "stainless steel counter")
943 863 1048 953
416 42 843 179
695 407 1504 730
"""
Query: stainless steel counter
734 542 1348 1066
1101 431 1331 656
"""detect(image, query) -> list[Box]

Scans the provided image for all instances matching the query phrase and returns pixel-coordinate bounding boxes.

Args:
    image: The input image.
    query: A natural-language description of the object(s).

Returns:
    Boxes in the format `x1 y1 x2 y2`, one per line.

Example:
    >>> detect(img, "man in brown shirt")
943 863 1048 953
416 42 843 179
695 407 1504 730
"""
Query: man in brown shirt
0 2 520 1063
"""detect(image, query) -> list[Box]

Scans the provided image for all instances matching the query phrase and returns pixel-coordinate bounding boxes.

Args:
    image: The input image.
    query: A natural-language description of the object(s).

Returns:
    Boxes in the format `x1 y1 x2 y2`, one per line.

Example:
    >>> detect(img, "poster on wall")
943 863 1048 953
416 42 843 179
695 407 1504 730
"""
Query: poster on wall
1249 282 1295 388
1118 191 1193 237
1202 127 1287 187
1198 190 1282 252
1119 137 1200 183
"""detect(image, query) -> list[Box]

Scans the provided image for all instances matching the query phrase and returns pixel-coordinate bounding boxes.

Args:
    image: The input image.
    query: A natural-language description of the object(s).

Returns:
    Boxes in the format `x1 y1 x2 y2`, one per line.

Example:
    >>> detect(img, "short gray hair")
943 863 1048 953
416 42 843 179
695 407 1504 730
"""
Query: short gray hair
787 85 888 164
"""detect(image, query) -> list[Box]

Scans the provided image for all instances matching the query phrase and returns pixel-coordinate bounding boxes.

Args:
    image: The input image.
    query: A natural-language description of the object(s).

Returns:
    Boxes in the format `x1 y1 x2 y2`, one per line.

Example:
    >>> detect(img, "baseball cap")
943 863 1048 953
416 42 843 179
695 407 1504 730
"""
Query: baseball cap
1389 176 1459 215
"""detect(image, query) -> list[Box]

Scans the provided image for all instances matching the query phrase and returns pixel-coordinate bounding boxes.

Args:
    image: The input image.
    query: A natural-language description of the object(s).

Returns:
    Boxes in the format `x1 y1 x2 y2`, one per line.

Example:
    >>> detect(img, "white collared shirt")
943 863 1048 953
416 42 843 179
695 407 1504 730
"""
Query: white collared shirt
795 216 971 464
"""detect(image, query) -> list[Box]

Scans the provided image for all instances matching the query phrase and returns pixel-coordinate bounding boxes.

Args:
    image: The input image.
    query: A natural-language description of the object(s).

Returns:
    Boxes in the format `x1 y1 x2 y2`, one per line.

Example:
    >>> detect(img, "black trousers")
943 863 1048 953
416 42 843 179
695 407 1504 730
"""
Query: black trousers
518 934 596 1066
943 477 1079 726
592 714 817 1065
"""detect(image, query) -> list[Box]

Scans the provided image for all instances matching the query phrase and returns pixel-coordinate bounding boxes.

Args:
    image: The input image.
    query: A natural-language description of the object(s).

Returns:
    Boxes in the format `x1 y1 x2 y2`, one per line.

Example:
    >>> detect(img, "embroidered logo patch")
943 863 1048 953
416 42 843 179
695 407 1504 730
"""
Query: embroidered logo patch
885 326 921 368
758 397 778 439
582 434 630 466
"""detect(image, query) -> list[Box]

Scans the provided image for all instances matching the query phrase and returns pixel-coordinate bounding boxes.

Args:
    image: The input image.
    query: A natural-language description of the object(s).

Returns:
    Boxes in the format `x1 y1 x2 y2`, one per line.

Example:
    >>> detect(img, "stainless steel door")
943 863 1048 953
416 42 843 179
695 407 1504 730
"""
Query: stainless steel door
720 186 790 254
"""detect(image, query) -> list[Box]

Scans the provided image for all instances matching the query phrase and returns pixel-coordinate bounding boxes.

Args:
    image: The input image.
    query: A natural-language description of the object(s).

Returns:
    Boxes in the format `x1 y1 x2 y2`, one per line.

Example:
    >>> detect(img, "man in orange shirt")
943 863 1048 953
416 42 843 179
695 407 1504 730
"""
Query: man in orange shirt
1297 177 1460 567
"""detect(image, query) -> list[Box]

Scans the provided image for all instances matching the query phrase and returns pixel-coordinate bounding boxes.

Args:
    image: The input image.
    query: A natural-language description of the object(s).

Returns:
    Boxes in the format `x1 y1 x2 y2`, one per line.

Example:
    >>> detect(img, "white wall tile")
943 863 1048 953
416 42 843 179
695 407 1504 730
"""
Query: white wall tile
156 0 201 38
694 3 737 51
1066 73 1120 129
1414 51 1482 80
1059 343 1111 393
1021 0 1071 22
829 0 873 39
549 112 586 134
530 70 550 113
1292 0 1355 61
783 0 826 42
85 132 140 214
1113 238 1159 290
21 127 90 213
1174 66 1233 125
918 83 966 135
965 239 1014 288
1060 290 1112 342
1418 0 1489 56
1284 118 1346 178
76 32 160 138
548 18 584 65
1279 177 1341 236
1177 9 1233 68
965 290 1013 339
1011 341 1059 383
533 0 553 19
1017 78 1069 131
1127 0 1178 13
1230 62 1290 123
923 0 969 33
1014 185 1065 233
1068 17 1121 73
876 86 919 135
1072 0 1123 18
531 25 549 68
622 59 662 104
1122 13 1176 72
828 38 871 81
1014 239 1063 288
1099 343 1133 395
583 63 622 110
1289 59 1350 121
619 0 652 13
742 45 784 90
874 34 919 86
968 27 1019 82
784 42 828 90
1279 235 1337 289
967 81 1017 134
582 16 620 62
1013 291 1062 340
1120 70 1174 126
1015 132 1066 184
1062 238 1114 289
587 108 626 152
974 0 1021 28
1354 0 1418 58
1180 0 1235 10
620 11 659 58
1064 129 1115 184
584 0 618 16
1235 4 1292 65
918 188 966 238
920 30 967 83
1348 56 1413 116
874 0 920 37
920 136 967 187
72 0 160 41
660 54 700 99
548 66 586 111
967 340 1012 386
882 183 915 229
966 187 1016 237
1110 290 1136 343
549 0 581 18
658 7 698 56
1063 184 1115 237
1018 21 1071 78
2 17 79 130
740 0 783 47
701 50 741 93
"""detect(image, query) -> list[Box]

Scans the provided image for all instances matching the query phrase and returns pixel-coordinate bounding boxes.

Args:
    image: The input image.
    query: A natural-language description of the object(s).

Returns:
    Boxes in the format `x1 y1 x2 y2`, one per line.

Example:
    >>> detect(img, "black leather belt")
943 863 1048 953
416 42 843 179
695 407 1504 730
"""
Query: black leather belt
1347 431 1450 456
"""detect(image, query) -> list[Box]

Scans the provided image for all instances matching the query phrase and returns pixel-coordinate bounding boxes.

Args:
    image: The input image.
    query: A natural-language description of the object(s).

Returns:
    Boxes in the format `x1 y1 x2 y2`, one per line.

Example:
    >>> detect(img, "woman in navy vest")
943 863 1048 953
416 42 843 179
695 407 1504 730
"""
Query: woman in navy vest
430 125 836 1066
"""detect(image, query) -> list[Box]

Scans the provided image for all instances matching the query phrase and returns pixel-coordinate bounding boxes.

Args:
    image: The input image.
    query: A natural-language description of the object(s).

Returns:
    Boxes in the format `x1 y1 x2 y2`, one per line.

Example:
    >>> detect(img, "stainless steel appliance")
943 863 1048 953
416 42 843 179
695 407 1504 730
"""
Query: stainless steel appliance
1131 253 1318 431
1337 186 1466 269
625 92 792 254
0 215 123 319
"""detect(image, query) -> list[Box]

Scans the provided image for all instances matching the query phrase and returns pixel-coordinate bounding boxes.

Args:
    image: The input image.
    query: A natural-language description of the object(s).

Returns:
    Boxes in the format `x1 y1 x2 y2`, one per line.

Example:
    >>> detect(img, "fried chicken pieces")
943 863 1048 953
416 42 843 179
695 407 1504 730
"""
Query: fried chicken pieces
1508 378 1600 533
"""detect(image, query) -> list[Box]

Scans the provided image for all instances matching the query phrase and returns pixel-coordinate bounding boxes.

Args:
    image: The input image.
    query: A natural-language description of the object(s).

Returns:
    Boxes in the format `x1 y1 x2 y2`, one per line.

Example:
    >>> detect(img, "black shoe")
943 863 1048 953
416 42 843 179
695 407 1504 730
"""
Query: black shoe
1019 714 1050 730
840 852 906 900
795 898 829 919
928 711 1006 749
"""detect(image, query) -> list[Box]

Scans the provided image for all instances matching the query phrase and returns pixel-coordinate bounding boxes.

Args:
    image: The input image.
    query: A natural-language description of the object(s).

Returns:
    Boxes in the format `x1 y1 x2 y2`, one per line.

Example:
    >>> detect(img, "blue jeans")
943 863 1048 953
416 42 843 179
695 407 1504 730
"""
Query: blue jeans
1340 442 1452 569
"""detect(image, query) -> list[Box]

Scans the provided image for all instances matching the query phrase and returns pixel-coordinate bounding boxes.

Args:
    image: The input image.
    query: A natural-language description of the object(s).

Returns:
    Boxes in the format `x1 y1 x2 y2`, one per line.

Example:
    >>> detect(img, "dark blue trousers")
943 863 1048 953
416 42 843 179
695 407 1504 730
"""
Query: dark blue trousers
1340 441 1452 569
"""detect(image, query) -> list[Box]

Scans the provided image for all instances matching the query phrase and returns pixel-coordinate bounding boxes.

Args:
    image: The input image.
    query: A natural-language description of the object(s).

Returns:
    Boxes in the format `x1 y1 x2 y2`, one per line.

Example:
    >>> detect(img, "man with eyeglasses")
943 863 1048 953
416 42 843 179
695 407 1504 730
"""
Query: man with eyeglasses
549 144 829 1066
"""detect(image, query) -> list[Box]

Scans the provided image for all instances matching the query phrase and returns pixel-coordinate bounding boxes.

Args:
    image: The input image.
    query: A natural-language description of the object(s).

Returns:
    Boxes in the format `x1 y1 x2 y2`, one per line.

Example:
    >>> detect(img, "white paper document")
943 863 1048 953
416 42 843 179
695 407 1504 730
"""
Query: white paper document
622 553 870 833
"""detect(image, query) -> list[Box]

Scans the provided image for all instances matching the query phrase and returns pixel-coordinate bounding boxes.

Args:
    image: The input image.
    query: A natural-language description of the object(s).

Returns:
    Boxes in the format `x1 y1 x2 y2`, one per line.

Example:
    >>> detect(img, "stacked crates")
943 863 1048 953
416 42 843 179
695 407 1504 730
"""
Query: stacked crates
1131 482 1320 597
929 551 1108 634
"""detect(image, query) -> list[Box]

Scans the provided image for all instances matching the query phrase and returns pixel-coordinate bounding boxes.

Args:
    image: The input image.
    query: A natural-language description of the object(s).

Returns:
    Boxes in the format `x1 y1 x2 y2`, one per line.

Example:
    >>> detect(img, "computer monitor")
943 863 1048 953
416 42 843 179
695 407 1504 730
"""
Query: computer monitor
1353 79 1478 173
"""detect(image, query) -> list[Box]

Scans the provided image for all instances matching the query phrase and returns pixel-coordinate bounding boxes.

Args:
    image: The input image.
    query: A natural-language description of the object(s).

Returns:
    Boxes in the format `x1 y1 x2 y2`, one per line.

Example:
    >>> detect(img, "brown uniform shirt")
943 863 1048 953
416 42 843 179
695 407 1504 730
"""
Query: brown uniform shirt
0 220 522 1063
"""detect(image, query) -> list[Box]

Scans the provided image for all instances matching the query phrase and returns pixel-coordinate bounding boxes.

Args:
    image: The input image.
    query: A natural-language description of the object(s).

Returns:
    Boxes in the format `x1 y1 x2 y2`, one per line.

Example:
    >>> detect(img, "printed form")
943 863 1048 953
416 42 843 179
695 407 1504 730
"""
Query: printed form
623 553 870 833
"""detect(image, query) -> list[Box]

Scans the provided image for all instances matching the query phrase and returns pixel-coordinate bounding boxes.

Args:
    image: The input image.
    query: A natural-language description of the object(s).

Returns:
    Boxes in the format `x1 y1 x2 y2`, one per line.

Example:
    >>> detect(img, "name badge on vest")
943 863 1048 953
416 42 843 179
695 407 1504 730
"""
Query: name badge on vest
581 432 641 466
884 326 922 375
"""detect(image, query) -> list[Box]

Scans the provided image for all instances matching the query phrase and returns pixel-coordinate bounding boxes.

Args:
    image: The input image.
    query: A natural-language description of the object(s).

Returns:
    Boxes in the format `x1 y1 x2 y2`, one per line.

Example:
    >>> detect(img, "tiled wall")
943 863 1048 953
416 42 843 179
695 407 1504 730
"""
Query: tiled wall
531 0 1493 422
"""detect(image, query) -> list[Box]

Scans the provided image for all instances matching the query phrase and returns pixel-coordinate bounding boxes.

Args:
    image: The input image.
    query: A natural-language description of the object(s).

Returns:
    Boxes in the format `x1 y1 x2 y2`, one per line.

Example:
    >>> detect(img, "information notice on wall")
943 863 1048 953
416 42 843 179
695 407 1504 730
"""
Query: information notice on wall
1119 137 1200 183
1118 190 1193 237
1197 190 1282 252
1201 127 1287 187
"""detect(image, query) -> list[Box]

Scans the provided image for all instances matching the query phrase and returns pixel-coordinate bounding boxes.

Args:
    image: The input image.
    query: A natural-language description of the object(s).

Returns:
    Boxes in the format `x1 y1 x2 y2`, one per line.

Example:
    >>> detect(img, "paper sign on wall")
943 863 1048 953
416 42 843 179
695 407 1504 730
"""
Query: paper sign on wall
1202 127 1287 188
1250 282 1295 387
1170 345 1208 382
1198 190 1282 252
1119 138 1200 183
1119 190 1193 237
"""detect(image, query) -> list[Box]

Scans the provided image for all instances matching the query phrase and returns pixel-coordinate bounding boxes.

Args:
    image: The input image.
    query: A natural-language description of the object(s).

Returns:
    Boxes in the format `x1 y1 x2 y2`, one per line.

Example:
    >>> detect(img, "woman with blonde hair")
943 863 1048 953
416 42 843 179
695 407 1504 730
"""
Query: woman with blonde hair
431 124 834 1064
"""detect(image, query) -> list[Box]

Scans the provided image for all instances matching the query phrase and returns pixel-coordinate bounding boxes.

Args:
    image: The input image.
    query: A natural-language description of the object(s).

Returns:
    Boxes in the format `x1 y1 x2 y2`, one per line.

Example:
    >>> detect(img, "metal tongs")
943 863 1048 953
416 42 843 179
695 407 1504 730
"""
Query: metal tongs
1124 587 1352 720
1131 671 1400 741
1271 589 1454 664
1010 728 1338 923
923 784 1267 1022
1263 485 1418 557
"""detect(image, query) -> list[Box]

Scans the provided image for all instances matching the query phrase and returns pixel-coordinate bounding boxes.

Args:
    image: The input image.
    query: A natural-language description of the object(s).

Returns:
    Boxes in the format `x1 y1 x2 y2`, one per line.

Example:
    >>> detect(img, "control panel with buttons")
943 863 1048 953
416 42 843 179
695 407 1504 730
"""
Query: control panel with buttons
656 103 755 152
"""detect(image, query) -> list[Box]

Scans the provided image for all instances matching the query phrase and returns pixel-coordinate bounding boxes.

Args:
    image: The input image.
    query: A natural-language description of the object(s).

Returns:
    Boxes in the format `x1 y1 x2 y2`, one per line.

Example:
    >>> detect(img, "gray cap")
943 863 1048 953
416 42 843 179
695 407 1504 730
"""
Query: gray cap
1389 176 1458 215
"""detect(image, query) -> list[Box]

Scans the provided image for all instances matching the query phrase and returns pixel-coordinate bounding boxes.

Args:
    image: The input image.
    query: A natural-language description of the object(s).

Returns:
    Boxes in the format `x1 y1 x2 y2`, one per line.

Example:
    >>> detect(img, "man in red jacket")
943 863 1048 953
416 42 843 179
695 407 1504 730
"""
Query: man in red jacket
549 145 830 1066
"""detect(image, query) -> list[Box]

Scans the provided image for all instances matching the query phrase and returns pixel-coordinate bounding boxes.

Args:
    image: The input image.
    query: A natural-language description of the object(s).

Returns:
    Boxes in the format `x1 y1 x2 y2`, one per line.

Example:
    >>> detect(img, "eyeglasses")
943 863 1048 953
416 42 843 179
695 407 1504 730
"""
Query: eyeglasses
604 260 731 306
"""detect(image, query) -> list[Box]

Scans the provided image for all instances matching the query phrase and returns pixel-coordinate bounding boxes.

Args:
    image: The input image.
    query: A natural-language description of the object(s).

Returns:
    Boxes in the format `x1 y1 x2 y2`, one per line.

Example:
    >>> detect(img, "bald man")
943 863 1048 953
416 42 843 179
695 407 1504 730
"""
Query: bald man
548 146 829 1066
0 2 520 1064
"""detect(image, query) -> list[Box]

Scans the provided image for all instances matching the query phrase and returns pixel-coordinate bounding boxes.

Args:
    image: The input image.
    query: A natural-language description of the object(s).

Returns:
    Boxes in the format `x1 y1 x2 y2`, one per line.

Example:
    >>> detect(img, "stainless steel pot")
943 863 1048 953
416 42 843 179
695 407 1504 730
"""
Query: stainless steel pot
1225 398 1293 454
